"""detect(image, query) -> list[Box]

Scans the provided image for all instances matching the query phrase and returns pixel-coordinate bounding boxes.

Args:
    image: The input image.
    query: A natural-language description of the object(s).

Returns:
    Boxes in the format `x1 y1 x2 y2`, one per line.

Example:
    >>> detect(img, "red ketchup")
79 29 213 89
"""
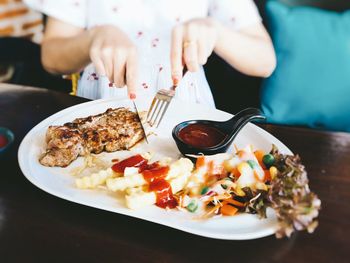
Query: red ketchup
0 134 8 148
142 165 177 209
142 164 169 182
112 155 177 209
178 123 227 148
111 154 147 173
148 179 177 209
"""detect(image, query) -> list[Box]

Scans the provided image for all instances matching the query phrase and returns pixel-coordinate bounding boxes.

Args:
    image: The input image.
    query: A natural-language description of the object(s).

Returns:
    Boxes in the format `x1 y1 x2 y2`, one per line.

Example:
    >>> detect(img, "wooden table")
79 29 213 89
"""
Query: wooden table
1 83 349 263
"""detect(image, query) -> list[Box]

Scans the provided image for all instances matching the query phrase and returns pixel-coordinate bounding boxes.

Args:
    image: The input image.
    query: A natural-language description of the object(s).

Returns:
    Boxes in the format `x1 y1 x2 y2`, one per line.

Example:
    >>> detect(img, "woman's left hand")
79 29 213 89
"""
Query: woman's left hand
170 18 219 84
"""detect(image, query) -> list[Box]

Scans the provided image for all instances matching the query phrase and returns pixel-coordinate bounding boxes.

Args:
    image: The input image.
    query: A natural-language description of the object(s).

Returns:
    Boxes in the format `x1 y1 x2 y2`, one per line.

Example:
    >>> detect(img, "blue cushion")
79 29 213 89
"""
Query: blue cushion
261 0 350 132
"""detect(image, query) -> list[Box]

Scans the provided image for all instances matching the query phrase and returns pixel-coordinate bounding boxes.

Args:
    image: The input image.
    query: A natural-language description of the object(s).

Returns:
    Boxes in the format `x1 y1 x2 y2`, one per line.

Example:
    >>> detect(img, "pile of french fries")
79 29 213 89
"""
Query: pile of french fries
75 156 194 209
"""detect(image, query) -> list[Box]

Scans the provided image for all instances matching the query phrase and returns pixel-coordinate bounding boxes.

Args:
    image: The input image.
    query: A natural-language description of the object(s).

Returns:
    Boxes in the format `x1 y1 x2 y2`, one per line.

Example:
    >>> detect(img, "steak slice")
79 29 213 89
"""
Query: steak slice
39 107 144 167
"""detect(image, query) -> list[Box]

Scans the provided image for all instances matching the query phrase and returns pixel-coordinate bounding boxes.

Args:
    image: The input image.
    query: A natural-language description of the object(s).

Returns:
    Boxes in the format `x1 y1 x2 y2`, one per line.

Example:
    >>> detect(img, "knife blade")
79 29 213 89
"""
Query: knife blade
132 100 149 144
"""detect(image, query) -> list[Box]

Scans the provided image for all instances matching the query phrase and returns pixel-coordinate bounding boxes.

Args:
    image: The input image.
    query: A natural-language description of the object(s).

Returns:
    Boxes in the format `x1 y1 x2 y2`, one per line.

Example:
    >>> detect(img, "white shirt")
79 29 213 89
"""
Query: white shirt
24 0 261 107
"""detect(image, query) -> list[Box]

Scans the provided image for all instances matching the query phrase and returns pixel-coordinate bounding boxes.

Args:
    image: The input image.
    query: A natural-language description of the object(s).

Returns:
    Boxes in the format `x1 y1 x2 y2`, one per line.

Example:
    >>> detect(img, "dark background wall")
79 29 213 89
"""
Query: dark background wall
0 37 71 93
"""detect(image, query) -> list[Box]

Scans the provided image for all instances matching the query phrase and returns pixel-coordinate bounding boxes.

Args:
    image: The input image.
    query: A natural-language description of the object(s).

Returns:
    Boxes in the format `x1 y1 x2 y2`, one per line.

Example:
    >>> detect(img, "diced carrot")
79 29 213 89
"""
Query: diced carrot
207 160 214 173
264 169 271 182
225 199 245 207
221 204 238 216
231 167 240 178
254 150 266 168
237 150 246 159
196 156 205 169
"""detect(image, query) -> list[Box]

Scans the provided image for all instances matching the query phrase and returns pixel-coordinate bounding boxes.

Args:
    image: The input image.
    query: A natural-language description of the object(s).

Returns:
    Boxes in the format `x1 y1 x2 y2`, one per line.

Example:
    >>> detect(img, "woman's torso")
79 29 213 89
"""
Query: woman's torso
78 0 215 106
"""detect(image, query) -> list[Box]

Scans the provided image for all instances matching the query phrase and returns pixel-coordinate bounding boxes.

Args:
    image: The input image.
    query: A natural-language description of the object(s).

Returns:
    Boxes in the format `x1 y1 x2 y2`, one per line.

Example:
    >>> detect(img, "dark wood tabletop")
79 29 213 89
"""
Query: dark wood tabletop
0 83 349 263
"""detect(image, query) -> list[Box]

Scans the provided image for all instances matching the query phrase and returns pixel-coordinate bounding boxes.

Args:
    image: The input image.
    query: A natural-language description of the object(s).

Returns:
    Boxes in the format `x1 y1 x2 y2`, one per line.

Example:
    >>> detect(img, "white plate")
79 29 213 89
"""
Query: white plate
18 98 292 240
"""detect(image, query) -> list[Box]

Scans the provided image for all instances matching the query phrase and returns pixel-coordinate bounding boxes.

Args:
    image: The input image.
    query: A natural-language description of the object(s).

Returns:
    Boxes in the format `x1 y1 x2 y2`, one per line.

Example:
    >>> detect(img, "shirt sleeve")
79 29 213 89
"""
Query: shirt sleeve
23 0 87 28
208 0 262 30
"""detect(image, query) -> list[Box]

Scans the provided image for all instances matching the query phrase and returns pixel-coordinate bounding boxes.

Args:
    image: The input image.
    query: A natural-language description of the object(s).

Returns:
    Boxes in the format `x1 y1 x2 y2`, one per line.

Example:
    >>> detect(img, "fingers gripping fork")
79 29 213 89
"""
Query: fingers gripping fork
147 67 187 128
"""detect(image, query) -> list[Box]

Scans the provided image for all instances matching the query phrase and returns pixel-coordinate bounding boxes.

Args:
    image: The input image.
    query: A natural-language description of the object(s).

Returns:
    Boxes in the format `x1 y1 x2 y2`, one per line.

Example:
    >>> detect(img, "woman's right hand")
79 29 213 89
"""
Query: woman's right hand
88 25 138 99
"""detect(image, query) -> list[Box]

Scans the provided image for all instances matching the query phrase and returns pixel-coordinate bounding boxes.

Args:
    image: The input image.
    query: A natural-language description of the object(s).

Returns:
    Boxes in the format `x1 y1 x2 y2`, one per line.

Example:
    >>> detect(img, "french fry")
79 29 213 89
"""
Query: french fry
125 170 192 209
76 168 115 189
125 187 156 209
106 158 193 192
106 173 146 192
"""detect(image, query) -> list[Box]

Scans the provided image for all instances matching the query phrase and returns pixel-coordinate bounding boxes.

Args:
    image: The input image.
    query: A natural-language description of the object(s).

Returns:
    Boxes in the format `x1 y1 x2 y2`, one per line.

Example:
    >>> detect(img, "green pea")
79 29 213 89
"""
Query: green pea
200 186 209 195
263 154 275 167
187 200 198 213
247 160 258 169
221 184 228 189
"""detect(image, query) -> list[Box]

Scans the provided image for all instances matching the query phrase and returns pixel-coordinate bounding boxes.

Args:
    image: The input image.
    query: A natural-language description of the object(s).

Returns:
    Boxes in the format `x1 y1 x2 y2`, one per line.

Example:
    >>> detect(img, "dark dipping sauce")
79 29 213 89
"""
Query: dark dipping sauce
178 123 227 148
0 134 8 148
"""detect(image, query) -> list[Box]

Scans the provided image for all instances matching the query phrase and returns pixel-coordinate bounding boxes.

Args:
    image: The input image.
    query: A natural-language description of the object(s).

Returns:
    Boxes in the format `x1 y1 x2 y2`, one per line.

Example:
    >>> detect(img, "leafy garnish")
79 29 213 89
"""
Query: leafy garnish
267 145 321 238
235 145 321 238
241 187 268 218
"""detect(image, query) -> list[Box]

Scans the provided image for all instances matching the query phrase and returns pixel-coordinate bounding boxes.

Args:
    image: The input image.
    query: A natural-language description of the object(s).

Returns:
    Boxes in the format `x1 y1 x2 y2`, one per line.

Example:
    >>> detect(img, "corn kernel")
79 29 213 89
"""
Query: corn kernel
237 162 251 174
269 166 278 180
234 187 246 197
256 182 268 191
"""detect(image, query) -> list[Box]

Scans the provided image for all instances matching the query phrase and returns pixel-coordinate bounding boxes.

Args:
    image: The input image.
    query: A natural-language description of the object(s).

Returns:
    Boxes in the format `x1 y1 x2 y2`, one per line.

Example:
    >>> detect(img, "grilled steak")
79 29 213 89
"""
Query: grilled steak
40 108 144 167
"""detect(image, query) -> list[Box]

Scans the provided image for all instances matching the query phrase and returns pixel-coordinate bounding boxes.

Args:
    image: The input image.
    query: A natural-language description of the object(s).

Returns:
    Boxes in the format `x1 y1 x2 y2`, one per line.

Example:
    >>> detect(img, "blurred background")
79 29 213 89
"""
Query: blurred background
1 0 349 132
0 0 71 92
207 0 350 119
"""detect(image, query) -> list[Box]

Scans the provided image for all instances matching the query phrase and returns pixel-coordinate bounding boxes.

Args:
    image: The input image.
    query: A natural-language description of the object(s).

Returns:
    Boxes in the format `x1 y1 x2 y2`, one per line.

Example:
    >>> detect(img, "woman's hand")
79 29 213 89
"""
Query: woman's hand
170 17 276 83
170 18 219 84
89 25 138 98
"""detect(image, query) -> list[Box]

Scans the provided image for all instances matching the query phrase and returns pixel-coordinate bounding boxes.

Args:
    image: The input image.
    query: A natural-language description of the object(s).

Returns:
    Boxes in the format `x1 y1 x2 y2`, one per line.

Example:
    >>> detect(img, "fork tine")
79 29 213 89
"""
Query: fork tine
147 97 157 121
147 86 177 127
147 68 186 127
152 100 166 127
148 98 162 126
156 101 170 128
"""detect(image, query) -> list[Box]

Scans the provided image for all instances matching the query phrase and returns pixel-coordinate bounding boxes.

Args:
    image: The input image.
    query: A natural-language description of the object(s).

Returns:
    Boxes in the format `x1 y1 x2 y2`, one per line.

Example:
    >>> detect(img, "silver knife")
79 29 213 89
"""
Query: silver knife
132 100 149 144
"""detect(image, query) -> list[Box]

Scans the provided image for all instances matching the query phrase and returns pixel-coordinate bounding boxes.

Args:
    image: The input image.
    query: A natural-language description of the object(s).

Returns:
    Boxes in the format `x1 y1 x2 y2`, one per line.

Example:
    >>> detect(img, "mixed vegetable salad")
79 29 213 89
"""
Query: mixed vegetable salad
177 145 321 238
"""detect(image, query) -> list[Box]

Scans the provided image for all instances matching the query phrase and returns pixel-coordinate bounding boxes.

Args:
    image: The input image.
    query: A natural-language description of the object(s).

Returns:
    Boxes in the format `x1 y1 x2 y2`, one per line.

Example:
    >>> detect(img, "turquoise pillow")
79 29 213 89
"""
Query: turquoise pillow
261 0 350 132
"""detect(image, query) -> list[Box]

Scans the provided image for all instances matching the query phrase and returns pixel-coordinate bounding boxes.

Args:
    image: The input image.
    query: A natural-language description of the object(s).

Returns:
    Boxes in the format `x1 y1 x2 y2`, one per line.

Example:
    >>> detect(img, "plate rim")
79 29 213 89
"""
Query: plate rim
18 97 290 240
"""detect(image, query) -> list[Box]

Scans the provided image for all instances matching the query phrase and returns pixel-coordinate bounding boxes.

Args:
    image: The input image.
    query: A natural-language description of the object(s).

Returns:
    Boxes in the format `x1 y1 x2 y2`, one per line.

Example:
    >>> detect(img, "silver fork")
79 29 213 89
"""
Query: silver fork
147 69 187 127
